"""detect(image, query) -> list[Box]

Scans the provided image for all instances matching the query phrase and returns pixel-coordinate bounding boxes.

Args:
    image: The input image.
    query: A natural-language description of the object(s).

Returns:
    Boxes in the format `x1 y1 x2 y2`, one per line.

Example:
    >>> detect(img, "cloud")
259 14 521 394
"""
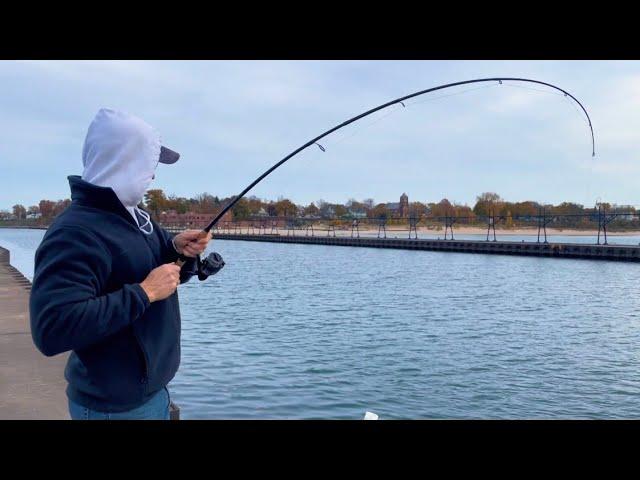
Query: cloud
1 60 639 210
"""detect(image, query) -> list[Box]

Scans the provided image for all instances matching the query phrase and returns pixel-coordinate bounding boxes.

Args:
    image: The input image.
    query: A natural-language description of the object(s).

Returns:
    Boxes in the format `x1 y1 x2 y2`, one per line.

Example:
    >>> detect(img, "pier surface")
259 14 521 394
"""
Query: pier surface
208 233 640 262
0 246 69 419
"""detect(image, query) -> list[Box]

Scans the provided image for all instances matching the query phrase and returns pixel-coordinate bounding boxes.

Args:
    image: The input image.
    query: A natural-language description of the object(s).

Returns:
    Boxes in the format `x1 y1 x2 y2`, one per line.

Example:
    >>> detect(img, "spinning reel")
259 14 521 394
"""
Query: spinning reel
196 251 225 281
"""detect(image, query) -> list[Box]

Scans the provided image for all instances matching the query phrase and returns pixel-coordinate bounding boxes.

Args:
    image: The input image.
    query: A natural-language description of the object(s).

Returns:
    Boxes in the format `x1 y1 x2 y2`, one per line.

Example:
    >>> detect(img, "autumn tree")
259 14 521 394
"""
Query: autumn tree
505 210 514 228
166 195 189 214
303 203 320 216
232 198 250 219
334 204 348 217
192 193 219 213
52 200 71 217
369 203 390 219
144 189 167 218
12 204 26 219
39 200 56 219
510 201 539 218
274 198 298 217
430 198 454 217
473 192 503 217
408 201 428 217
478 192 502 203
247 196 266 215
553 202 585 216
448 203 474 221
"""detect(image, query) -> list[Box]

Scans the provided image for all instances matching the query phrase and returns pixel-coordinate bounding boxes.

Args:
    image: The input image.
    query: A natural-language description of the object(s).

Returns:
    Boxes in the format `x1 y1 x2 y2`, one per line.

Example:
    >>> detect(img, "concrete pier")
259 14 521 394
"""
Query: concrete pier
0 246 181 420
0 246 69 419
209 233 640 262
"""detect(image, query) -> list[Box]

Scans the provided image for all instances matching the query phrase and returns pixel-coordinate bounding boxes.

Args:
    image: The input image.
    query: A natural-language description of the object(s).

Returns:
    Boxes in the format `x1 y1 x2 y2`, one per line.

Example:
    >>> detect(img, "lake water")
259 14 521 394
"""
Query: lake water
2 227 640 419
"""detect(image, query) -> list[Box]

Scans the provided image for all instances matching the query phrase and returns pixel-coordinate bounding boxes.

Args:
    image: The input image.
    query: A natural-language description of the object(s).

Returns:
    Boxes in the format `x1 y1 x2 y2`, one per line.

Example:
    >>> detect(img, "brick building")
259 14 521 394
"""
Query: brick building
386 193 409 218
158 209 233 228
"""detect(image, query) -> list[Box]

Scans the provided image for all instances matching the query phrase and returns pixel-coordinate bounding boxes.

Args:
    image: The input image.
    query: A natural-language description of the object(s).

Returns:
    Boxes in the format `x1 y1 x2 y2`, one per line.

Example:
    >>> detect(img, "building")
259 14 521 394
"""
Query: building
319 204 335 218
347 209 368 219
386 193 410 218
158 209 233 228
612 205 637 221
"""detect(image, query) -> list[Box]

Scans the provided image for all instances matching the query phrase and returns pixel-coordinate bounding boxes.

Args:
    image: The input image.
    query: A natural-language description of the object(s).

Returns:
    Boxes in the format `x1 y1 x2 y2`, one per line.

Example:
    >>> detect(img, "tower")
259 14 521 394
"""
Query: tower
399 193 409 218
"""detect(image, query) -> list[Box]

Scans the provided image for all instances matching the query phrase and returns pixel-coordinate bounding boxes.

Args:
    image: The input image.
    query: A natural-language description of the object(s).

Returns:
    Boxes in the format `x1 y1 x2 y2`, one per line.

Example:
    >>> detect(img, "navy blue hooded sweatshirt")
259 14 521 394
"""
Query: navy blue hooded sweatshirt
30 176 197 412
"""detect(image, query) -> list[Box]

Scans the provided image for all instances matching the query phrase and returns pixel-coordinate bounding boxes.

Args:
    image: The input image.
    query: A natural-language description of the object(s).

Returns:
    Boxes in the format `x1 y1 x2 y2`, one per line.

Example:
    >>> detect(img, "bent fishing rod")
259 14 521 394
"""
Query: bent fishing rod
176 77 596 273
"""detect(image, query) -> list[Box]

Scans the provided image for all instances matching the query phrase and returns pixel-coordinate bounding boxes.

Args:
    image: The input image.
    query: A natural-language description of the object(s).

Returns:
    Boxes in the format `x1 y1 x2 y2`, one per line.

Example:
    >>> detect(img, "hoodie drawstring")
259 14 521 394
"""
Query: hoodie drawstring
135 207 154 235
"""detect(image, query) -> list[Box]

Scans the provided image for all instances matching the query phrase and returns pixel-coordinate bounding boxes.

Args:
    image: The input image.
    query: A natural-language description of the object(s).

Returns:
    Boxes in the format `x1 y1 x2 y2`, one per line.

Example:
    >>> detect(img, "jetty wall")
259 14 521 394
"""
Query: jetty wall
202 233 640 262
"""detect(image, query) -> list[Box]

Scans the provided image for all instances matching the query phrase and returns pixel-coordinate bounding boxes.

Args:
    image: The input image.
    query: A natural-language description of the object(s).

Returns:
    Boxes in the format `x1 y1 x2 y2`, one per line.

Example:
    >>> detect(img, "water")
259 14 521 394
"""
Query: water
0 228 46 280
2 228 640 419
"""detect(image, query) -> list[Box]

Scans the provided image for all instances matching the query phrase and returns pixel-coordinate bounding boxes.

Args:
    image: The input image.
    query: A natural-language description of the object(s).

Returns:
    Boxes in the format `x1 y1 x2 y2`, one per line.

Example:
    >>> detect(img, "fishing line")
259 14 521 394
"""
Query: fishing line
172 77 596 271
563 92 591 126
500 82 566 97
406 83 498 107
501 82 592 130
569 91 595 206
556 89 595 206
502 80 595 207
326 103 405 147
306 81 579 155
319 84 500 150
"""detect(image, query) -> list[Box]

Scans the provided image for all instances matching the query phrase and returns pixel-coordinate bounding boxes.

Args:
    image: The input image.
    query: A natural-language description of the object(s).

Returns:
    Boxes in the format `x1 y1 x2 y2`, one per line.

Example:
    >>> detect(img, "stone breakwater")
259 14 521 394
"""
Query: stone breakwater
0 245 180 420
0 246 68 419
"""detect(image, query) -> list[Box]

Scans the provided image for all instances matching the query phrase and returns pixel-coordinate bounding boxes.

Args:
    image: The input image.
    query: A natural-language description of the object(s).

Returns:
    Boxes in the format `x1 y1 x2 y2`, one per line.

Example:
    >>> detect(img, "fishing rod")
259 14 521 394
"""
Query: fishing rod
176 77 596 276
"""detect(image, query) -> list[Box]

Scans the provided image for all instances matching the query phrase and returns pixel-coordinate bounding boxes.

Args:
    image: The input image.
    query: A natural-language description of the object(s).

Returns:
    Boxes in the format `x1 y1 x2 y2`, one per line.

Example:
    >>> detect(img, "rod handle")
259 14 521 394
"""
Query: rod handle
173 230 209 267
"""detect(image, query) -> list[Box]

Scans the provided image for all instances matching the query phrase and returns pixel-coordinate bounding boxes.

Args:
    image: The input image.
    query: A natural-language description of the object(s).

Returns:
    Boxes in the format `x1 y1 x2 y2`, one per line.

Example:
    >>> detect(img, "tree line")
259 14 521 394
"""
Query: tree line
3 191 637 228
1 199 72 221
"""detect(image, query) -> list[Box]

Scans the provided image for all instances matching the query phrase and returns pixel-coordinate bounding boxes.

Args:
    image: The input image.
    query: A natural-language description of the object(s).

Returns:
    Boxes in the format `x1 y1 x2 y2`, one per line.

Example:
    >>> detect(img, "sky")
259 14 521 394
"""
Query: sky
1 60 639 211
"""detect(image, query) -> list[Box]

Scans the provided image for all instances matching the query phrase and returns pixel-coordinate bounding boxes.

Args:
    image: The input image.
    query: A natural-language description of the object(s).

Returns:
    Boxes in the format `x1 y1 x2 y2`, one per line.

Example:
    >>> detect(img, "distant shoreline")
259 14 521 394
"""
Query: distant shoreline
0 225 47 230
321 226 640 237
413 226 640 237
3 224 640 237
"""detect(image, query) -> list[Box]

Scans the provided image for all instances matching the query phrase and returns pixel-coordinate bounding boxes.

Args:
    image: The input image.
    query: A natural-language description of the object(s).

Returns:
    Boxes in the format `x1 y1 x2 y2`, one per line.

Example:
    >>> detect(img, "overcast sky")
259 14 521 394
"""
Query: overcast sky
1 60 639 211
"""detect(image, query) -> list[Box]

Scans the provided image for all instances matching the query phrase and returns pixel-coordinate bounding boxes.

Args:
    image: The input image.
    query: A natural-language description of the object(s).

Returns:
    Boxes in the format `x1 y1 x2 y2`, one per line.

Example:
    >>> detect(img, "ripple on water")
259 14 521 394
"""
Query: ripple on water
3 230 640 419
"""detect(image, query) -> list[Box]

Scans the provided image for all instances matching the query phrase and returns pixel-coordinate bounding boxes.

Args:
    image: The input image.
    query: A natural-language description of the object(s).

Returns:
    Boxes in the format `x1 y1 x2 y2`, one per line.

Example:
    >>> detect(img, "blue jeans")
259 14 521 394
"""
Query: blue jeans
68 387 171 420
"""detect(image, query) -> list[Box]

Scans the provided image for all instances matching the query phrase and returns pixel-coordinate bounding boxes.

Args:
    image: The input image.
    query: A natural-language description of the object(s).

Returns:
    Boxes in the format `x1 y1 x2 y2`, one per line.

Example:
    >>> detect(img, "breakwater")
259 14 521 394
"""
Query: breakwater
0 246 69 419
0 245 181 420
201 233 640 263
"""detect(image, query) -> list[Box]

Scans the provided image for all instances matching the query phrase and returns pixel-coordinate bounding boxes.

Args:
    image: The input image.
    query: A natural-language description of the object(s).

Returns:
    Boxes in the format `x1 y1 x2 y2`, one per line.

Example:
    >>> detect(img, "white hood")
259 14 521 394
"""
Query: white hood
81 108 161 233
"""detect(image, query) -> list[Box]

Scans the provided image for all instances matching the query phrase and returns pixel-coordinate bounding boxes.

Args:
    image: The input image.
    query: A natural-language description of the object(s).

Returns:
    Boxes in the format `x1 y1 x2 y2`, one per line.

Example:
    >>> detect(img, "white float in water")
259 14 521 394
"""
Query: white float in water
363 411 379 420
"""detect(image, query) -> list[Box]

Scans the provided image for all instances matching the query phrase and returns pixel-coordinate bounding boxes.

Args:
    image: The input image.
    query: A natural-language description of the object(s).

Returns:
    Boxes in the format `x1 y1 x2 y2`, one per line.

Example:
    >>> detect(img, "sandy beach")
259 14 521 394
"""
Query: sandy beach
305 225 640 237
421 226 640 236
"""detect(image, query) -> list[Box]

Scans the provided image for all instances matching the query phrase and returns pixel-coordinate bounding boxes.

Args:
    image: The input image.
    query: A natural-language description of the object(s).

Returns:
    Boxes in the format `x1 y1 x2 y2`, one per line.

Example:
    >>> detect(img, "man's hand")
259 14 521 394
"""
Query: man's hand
140 263 181 303
173 230 213 258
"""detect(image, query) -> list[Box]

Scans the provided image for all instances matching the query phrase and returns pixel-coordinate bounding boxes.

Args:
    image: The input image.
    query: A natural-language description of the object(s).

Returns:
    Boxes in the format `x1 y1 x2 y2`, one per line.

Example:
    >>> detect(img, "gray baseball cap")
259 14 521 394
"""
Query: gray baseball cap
159 145 180 164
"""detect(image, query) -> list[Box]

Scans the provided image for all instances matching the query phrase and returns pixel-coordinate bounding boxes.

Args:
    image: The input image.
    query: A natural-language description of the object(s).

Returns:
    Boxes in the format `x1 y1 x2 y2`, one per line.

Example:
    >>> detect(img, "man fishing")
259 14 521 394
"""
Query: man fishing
29 108 212 420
